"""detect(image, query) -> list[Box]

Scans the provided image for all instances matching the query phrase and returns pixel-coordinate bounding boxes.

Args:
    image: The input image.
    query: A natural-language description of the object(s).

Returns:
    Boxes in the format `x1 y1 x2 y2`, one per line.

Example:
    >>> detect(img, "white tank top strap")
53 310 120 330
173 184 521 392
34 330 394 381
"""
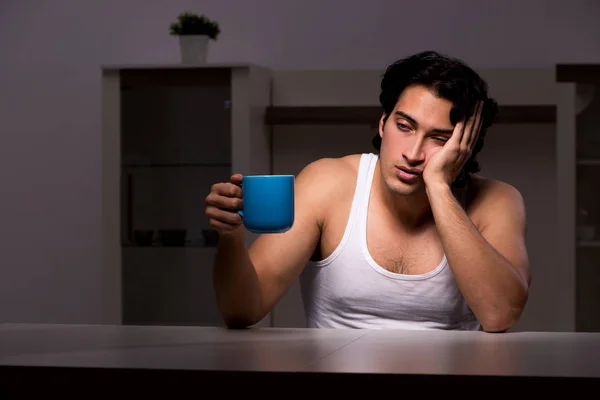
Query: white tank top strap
309 153 375 267
357 153 379 222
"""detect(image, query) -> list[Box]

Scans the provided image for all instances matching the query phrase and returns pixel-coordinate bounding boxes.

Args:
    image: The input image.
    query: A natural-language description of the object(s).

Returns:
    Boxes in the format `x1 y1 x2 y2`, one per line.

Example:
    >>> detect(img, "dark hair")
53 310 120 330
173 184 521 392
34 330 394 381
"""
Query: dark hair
372 50 499 188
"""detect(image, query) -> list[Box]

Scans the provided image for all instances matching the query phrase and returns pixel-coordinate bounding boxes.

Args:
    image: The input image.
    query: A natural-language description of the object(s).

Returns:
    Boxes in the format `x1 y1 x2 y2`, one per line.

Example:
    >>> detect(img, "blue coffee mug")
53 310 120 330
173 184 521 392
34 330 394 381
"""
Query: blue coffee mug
237 175 295 233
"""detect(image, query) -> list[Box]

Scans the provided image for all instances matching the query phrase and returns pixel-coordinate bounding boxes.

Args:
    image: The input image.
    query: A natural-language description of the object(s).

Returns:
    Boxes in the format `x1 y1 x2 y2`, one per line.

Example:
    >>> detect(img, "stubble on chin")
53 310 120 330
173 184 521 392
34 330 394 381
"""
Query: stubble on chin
383 175 422 197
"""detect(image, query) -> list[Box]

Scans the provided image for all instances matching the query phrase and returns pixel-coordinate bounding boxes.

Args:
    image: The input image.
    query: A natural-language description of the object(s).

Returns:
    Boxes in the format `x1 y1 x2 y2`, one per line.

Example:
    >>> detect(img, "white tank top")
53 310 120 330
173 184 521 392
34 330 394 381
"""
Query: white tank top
299 153 480 330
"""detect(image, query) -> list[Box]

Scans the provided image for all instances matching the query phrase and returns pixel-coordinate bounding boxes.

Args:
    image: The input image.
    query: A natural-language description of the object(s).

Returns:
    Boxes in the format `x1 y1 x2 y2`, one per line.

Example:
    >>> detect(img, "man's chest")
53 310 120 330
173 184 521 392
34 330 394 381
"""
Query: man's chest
365 226 445 275
319 206 445 276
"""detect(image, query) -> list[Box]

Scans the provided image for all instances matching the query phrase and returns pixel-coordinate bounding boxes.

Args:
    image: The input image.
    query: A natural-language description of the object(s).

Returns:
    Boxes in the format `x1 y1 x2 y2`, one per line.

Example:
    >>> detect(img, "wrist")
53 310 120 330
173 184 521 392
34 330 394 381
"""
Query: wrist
218 227 246 243
425 181 454 206
425 178 452 194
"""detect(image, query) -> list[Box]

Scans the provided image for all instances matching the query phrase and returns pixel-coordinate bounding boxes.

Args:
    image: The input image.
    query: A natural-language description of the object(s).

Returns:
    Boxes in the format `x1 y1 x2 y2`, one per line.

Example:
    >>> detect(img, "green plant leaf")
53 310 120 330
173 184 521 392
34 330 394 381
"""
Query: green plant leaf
169 11 220 40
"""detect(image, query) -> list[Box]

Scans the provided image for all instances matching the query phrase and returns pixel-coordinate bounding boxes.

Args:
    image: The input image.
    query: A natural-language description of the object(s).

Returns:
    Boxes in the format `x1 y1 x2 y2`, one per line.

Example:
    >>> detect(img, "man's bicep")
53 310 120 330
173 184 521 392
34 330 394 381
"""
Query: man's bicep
479 184 531 286
248 211 320 292
246 160 332 311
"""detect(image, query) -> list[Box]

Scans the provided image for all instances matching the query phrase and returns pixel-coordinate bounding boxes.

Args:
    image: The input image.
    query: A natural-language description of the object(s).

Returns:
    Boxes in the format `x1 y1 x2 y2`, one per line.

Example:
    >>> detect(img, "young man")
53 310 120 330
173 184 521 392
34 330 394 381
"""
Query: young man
204 51 531 333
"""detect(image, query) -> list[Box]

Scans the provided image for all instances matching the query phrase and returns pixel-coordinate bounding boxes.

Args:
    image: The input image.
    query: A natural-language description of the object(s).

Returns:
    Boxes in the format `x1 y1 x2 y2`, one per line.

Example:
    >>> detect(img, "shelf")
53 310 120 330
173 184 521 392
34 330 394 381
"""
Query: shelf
102 62 272 327
557 64 600 84
122 243 217 248
122 162 231 169
577 159 600 166
577 241 600 248
264 105 556 126
103 62 259 71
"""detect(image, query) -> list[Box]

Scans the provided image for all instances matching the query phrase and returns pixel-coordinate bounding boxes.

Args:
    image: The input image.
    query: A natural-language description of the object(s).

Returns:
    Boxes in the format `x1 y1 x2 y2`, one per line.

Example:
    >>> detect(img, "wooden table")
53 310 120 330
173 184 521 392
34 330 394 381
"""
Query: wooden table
1 323 599 394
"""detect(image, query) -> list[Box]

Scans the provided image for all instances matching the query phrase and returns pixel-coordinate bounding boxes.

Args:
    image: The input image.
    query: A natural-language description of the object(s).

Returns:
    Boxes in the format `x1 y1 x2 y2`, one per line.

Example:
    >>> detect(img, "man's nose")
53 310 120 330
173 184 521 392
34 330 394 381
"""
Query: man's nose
403 137 425 165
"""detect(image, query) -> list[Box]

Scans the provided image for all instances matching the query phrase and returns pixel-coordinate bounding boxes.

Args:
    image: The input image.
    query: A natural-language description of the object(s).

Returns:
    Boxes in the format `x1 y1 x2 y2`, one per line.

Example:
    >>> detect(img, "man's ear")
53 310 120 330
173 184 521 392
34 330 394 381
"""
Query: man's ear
379 113 386 138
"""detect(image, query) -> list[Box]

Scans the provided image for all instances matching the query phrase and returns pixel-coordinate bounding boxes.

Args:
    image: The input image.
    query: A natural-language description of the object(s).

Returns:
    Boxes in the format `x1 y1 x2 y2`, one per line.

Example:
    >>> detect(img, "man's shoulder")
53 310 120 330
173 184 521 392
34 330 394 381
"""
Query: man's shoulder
294 154 363 207
467 175 526 228
297 154 363 187
469 175 523 200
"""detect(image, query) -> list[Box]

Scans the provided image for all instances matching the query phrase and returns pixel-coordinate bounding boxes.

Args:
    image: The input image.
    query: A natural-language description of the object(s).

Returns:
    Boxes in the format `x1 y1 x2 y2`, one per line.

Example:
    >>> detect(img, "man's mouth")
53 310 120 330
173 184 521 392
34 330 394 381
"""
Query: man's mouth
396 166 422 176
394 166 422 183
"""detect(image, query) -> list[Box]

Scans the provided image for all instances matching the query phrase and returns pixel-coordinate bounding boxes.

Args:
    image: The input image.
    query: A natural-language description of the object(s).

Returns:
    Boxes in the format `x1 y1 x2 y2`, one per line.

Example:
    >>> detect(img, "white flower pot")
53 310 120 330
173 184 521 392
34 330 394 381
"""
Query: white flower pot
178 35 209 64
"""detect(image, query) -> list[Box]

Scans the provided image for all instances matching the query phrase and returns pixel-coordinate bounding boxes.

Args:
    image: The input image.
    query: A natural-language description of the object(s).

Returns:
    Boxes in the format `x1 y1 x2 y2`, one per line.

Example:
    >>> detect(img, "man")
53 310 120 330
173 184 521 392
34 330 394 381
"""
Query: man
204 51 531 332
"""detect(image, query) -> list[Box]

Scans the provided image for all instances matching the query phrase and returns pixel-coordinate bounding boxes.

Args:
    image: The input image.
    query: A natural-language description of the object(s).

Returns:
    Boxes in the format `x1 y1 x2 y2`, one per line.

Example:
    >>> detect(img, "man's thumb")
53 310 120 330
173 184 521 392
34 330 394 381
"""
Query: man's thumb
230 173 243 184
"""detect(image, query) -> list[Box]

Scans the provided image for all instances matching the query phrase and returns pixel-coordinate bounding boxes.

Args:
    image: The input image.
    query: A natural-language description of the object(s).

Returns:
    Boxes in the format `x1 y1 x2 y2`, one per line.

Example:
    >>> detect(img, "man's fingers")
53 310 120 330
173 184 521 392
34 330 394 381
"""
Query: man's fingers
212 182 243 198
205 193 242 211
206 206 243 225
230 174 243 185
462 101 482 150
451 120 465 147
468 101 483 149
472 102 484 148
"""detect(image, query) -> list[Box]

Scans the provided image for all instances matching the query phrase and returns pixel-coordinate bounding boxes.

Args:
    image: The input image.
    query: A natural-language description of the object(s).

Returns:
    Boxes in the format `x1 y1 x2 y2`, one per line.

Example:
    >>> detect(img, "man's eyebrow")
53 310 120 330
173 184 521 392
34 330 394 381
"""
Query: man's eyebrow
394 110 454 134
394 111 417 125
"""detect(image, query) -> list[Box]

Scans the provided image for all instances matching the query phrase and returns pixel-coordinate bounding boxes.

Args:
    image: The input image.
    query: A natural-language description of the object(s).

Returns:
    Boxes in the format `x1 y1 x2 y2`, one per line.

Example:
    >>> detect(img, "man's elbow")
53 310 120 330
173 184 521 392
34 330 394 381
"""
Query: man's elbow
224 319 254 329
222 314 258 329
216 295 267 329
479 306 525 333
220 307 267 329
480 320 511 333
480 314 516 333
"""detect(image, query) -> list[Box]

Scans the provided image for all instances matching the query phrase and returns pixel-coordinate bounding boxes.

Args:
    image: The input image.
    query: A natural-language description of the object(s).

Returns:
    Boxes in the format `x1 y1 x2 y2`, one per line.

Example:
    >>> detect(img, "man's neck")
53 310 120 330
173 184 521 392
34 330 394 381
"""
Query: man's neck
372 162 434 231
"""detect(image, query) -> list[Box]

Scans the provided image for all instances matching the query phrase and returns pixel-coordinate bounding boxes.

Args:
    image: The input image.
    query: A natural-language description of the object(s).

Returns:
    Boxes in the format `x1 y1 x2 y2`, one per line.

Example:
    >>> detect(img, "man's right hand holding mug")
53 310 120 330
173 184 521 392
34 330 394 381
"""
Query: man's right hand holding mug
205 174 244 236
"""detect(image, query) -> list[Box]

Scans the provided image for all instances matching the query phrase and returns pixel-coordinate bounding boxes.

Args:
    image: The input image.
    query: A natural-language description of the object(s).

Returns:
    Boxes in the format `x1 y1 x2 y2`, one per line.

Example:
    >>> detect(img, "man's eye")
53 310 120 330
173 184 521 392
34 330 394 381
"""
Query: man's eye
397 123 410 131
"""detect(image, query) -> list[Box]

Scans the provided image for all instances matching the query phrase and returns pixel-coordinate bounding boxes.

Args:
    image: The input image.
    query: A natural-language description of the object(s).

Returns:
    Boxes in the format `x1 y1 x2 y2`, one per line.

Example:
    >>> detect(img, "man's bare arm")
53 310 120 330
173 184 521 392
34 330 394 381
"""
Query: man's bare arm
426 180 530 332
212 158 342 328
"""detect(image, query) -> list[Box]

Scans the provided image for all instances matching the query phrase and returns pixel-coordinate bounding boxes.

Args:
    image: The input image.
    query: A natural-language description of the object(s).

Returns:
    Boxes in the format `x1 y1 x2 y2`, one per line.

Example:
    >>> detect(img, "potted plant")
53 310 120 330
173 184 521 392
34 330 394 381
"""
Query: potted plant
169 12 220 64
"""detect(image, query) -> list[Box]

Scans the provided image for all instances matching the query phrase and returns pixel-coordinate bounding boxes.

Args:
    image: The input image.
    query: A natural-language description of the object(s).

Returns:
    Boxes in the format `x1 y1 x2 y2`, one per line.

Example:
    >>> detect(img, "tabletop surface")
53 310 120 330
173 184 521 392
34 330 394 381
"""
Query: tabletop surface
2 323 600 378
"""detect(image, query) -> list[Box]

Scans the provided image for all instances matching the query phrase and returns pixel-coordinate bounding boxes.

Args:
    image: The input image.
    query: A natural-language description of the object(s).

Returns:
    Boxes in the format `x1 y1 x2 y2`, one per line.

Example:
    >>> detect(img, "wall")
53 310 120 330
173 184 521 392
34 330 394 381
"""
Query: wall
0 0 598 324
